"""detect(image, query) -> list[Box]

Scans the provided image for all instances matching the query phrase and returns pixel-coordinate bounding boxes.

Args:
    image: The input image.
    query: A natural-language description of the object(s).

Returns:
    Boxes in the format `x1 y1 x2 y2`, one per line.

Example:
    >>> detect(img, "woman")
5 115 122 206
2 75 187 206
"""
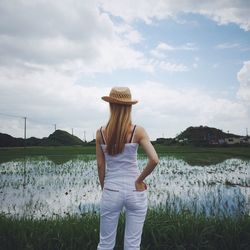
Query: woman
96 87 159 250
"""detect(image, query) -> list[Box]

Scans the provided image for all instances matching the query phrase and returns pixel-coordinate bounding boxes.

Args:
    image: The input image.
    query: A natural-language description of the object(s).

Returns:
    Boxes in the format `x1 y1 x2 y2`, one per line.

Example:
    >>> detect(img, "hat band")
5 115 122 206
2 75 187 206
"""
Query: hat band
110 93 131 100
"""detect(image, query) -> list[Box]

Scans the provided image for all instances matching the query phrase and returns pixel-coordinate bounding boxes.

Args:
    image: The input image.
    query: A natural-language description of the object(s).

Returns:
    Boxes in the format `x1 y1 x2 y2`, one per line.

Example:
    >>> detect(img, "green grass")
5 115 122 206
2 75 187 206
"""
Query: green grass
0 210 249 250
0 146 95 164
151 145 250 165
0 145 250 165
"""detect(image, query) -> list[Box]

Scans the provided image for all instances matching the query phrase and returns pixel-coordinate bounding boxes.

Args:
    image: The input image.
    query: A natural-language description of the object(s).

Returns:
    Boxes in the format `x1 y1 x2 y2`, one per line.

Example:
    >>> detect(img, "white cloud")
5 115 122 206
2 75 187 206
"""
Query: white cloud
150 42 195 71
115 23 143 44
157 42 175 51
1 0 247 76
154 42 197 52
0 0 249 141
150 49 166 59
0 0 153 75
1 67 247 140
157 42 197 51
157 61 189 72
100 0 250 31
200 2 250 31
151 42 197 57
237 61 250 104
216 43 240 49
131 81 249 138
0 65 108 139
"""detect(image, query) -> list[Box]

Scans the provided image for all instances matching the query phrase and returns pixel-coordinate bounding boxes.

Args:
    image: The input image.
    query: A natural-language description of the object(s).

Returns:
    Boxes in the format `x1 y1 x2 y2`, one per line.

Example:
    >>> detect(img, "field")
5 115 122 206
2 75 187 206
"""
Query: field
0 145 250 249
0 144 250 165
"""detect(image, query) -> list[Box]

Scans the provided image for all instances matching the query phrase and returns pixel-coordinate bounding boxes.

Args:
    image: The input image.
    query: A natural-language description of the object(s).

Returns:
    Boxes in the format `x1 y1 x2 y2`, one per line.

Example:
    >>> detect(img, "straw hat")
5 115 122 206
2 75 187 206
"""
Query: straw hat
102 87 138 105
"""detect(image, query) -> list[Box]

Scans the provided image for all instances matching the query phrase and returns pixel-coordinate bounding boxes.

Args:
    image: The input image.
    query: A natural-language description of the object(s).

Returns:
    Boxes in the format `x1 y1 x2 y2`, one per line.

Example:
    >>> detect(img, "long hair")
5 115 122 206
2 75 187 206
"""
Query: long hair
105 103 132 155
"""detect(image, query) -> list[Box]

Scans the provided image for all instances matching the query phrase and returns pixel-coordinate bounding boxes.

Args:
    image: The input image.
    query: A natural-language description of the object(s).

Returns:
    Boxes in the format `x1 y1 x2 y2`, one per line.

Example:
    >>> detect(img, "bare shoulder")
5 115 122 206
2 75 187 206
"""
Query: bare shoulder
96 125 106 133
134 125 149 141
135 125 146 133
96 128 101 136
96 126 105 142
136 124 149 132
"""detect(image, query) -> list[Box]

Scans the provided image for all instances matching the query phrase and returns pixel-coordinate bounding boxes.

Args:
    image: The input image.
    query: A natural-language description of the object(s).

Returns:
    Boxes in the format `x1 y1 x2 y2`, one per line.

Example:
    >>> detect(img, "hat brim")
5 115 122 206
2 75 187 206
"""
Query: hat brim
102 96 138 105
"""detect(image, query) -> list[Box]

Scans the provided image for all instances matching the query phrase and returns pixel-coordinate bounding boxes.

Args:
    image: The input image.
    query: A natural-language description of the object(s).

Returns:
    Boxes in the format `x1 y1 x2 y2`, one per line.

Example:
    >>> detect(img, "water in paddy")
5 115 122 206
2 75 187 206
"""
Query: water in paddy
0 155 249 218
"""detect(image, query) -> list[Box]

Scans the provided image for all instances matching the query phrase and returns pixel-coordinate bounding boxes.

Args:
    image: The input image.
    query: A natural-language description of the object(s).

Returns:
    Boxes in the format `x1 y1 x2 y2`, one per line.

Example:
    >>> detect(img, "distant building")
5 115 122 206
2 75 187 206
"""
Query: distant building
225 137 241 144
240 136 250 144
225 136 250 145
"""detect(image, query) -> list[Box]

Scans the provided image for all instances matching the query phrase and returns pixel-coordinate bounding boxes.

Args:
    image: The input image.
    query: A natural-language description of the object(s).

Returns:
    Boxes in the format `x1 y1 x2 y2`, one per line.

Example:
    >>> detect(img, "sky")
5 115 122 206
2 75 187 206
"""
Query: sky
0 0 250 141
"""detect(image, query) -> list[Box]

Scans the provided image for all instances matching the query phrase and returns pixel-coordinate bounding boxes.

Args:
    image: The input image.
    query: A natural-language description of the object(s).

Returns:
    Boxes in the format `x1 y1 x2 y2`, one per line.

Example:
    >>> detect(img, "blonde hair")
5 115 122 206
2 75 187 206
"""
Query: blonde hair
106 103 132 155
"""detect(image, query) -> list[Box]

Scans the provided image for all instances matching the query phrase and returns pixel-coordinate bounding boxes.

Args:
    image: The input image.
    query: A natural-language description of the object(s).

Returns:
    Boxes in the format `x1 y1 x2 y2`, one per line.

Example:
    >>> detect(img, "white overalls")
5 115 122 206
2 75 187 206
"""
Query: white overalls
97 125 148 250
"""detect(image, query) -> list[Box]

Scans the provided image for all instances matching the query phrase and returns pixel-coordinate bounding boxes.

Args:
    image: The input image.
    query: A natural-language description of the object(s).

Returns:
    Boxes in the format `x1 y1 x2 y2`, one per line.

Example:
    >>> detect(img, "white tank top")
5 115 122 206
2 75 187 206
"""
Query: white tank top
100 126 139 190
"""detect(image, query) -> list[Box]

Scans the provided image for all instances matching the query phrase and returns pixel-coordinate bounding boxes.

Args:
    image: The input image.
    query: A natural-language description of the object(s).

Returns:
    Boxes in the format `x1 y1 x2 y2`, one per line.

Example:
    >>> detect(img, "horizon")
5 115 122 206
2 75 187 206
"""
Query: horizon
0 1 249 141
1 124 247 142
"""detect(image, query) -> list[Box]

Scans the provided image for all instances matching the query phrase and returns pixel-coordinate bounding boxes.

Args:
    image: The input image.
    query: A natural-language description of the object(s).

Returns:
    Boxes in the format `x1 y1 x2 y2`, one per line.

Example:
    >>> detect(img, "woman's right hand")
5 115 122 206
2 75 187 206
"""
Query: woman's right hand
135 180 147 191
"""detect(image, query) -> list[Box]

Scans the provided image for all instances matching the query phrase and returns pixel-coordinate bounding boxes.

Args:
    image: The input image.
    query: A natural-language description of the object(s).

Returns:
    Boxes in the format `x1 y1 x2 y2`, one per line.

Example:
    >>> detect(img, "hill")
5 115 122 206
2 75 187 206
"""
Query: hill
0 130 84 147
176 125 241 146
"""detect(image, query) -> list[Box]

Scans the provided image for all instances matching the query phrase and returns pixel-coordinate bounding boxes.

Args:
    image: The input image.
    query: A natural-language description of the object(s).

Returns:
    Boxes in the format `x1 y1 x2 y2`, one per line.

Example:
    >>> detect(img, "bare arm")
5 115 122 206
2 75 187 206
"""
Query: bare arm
96 129 105 190
135 126 159 190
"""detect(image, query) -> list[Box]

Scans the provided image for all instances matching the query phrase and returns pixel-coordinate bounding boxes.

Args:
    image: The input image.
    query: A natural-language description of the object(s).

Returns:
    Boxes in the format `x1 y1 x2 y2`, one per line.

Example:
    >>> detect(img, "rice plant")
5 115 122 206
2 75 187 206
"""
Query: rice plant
0 156 249 218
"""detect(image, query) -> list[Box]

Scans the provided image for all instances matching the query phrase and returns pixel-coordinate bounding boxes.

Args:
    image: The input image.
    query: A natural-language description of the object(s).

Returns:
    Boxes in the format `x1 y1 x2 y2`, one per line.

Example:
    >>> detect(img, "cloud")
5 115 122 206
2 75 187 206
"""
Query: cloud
237 61 250 104
156 42 175 51
149 42 196 71
0 65 110 139
115 23 143 44
0 0 154 74
131 81 249 138
158 42 197 51
0 0 249 140
156 61 189 72
0 0 249 76
100 0 250 31
1 65 248 140
150 42 197 58
0 0 198 76
216 43 240 49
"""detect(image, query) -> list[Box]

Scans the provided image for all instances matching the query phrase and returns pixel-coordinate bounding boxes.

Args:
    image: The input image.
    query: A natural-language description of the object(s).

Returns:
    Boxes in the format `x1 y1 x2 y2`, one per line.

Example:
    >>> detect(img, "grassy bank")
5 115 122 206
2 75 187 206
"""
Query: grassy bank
0 145 250 165
0 210 249 250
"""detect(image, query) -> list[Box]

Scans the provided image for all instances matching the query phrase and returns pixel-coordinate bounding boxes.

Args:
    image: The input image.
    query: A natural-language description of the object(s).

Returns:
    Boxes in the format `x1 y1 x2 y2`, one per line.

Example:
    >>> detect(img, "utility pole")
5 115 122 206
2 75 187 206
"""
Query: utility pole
246 128 248 136
54 124 57 131
24 117 27 140
84 131 86 142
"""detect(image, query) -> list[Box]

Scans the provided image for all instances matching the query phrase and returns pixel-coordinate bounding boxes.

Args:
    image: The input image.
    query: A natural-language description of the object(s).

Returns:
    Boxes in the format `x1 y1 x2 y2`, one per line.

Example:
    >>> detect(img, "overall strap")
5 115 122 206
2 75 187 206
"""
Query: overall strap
129 125 137 143
100 127 107 145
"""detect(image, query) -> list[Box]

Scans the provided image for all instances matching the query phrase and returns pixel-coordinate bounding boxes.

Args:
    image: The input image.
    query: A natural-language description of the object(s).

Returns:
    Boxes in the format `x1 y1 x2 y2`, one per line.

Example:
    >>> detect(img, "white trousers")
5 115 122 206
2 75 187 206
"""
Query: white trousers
97 188 148 250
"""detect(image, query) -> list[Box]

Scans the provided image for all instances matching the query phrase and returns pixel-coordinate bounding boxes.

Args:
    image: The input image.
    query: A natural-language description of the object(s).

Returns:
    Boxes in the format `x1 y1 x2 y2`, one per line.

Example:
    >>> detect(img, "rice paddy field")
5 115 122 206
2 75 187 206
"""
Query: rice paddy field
0 145 250 249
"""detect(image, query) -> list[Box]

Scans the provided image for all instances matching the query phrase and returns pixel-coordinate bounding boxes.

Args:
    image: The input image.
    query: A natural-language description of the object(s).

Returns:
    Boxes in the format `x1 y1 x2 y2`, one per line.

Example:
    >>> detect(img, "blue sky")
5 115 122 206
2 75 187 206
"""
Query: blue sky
0 0 249 140
81 13 249 87
86 12 250 97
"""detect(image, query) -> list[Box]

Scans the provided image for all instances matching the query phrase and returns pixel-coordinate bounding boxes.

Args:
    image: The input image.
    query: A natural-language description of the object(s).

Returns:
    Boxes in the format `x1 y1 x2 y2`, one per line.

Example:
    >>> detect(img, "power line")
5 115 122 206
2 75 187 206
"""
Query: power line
0 111 90 141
